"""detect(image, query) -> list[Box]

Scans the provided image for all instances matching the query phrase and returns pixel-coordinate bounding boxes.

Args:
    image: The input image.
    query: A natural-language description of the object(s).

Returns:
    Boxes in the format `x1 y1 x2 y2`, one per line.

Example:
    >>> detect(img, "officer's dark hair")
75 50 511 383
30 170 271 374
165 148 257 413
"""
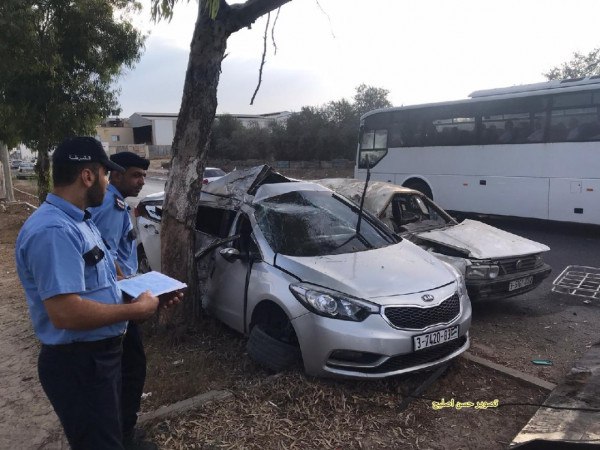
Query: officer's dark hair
53 162 101 187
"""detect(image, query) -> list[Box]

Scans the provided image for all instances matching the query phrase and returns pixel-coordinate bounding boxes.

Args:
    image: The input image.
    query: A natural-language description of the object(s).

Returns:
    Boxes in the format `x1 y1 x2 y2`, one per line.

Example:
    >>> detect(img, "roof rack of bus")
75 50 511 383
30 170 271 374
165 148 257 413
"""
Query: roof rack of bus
469 76 600 98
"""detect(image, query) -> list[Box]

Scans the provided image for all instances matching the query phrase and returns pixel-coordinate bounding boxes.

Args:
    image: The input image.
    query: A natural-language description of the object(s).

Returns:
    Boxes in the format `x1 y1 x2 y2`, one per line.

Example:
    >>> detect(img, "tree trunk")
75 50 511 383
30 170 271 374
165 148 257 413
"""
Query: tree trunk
160 0 293 324
35 143 51 203
161 3 231 320
0 142 15 202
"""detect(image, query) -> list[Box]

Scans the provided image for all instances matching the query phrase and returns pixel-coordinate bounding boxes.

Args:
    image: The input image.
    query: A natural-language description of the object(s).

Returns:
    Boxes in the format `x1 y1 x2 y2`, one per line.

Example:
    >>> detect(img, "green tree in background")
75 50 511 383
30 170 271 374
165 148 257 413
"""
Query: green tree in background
544 47 600 80
0 0 144 201
211 84 392 162
353 83 393 117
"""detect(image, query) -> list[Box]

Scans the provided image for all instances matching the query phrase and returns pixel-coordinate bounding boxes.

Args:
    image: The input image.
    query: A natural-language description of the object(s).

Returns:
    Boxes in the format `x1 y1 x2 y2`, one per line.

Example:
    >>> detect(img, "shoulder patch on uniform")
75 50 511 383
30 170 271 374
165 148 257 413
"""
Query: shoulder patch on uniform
114 195 126 210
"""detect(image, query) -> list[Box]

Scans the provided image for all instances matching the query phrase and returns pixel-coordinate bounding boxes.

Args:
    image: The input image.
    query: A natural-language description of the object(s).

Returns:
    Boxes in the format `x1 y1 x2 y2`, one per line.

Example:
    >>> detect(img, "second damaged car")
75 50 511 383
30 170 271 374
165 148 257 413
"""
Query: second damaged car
137 166 472 379
317 179 552 301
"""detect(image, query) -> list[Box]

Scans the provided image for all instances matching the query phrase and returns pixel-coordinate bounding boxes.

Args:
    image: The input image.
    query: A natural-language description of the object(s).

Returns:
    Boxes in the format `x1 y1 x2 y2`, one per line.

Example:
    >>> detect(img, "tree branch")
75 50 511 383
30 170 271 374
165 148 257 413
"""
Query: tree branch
250 11 270 105
225 0 291 33
271 7 280 55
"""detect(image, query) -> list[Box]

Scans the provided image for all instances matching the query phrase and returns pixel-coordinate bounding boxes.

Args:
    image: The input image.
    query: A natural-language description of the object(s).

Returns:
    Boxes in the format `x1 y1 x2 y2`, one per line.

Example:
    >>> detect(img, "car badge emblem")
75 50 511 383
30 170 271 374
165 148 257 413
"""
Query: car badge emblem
422 294 435 302
515 259 524 270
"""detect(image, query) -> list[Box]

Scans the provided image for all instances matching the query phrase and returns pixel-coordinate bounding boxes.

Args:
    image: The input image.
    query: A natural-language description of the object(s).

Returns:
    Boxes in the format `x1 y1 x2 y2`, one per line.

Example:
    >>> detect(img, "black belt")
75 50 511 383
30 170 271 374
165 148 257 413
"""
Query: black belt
44 335 124 352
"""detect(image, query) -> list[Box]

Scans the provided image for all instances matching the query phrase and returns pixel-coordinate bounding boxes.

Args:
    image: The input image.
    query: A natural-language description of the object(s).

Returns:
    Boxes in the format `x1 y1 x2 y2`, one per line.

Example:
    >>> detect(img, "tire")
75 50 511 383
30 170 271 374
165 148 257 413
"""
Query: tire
404 179 433 200
137 245 151 274
247 324 301 372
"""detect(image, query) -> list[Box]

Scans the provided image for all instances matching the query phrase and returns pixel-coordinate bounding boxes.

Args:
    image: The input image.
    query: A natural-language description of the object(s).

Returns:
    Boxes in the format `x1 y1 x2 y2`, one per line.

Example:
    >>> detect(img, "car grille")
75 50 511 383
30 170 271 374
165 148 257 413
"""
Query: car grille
384 294 460 330
498 255 540 275
345 336 468 374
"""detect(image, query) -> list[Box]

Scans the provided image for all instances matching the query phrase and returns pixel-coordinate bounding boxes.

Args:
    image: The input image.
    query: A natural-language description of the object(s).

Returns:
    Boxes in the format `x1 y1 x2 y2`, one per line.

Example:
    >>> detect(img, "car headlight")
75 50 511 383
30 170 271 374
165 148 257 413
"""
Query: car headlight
466 264 499 280
289 283 379 321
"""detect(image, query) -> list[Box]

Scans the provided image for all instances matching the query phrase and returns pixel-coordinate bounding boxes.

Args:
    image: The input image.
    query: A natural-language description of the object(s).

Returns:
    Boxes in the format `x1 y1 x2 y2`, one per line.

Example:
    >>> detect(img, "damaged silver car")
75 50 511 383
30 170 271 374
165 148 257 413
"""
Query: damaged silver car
316 179 552 301
136 166 472 379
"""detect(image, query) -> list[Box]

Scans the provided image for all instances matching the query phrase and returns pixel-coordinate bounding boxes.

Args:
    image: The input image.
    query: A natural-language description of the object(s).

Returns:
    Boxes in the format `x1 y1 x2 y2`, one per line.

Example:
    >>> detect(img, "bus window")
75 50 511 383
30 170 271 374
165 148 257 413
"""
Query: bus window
548 92 600 142
432 117 476 146
482 113 529 144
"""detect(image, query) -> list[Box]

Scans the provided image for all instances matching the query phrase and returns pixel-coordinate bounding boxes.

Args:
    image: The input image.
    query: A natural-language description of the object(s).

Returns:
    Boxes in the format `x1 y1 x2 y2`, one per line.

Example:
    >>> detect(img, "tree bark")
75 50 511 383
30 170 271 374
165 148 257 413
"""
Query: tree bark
35 143 51 203
0 142 15 202
160 0 292 322
161 2 231 321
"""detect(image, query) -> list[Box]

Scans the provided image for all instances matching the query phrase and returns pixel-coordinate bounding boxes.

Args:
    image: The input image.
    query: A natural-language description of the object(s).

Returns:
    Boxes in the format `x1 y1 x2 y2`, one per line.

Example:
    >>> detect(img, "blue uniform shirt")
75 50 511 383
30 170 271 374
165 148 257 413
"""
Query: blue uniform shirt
90 184 138 277
15 193 126 345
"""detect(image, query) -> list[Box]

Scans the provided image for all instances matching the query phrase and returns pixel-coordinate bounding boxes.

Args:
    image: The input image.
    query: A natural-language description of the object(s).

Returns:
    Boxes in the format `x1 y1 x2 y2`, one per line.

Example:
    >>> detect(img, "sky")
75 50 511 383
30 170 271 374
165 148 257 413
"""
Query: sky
116 0 600 117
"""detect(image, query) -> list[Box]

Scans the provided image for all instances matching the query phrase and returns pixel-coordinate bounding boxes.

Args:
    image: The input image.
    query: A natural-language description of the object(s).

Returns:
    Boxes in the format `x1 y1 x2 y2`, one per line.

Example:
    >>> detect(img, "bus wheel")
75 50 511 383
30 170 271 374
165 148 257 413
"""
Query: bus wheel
404 179 433 200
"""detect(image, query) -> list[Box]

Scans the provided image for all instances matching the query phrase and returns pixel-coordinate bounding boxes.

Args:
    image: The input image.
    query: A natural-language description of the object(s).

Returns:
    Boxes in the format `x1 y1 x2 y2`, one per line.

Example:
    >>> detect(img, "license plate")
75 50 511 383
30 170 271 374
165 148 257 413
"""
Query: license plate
413 326 459 351
509 276 533 291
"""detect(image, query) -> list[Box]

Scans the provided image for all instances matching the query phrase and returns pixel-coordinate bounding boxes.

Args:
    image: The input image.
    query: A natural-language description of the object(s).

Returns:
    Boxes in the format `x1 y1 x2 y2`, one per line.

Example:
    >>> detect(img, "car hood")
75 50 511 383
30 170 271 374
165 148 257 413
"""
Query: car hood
274 240 455 303
416 219 549 259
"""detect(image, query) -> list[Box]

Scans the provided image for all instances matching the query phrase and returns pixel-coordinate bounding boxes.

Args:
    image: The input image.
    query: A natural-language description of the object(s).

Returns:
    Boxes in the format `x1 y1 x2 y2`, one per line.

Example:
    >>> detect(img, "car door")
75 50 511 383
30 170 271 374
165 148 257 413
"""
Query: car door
136 202 163 272
205 212 260 334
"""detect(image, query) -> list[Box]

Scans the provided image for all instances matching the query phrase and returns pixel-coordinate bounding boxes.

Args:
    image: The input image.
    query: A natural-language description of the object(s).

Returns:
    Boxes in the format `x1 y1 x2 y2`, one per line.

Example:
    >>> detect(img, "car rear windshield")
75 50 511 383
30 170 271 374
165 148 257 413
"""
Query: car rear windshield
254 190 395 257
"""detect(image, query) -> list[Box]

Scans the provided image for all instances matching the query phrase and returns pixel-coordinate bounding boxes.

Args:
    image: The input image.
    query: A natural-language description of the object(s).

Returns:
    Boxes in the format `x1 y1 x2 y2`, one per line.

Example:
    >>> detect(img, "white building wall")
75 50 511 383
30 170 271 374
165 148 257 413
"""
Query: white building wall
153 118 176 145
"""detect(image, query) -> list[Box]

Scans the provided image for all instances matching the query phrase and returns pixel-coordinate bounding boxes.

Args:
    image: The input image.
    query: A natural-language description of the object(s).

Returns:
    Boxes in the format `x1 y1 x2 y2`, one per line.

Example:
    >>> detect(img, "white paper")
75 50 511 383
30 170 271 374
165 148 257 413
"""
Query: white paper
118 271 187 298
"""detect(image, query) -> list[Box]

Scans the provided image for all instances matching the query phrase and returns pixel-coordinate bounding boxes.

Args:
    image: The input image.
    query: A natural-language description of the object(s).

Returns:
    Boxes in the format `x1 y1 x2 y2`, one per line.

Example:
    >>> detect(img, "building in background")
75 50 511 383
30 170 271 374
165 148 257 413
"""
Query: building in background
95 111 291 159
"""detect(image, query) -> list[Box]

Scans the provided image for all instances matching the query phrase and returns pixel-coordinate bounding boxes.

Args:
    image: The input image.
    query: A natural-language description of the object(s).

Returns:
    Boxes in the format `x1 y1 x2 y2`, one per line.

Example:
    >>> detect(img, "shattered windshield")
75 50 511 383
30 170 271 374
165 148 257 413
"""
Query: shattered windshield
390 194 452 232
254 190 395 257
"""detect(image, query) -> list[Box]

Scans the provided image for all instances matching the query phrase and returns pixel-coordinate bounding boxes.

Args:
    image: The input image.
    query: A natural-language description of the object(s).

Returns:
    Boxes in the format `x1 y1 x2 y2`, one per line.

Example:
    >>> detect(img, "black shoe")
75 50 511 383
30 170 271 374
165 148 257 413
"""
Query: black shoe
123 428 158 450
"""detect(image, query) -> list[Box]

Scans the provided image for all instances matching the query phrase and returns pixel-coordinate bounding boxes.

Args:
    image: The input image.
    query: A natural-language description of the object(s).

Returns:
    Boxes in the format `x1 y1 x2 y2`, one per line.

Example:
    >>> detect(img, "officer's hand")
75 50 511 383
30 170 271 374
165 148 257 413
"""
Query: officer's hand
132 290 159 320
158 291 184 310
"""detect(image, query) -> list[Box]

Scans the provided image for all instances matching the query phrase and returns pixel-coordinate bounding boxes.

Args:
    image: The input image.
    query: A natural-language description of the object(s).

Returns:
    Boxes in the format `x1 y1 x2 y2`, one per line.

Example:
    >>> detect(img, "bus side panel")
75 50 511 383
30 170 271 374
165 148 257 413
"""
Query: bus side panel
368 173 396 183
432 175 550 220
549 178 600 224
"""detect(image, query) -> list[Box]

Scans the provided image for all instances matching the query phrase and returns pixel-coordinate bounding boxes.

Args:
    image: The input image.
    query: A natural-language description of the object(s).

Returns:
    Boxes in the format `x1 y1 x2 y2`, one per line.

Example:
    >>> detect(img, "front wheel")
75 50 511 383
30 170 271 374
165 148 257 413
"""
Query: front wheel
247 323 301 372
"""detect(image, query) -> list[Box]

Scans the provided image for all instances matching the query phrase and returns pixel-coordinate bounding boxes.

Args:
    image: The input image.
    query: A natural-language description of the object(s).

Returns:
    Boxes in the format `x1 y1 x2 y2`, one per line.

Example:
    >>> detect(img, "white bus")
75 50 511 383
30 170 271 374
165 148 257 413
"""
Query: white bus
355 77 600 225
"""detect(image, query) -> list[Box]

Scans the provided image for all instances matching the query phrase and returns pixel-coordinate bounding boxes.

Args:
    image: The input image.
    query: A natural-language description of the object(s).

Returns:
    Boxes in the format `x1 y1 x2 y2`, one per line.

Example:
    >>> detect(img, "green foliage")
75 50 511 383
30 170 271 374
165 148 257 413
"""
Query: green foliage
353 83 392 117
0 0 144 198
544 47 600 80
210 84 392 162
151 0 220 22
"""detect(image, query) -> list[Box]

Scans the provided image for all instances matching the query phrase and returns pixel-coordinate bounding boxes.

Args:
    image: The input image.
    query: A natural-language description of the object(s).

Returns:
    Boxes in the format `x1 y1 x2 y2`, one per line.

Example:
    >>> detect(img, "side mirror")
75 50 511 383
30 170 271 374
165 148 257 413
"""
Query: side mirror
219 247 243 262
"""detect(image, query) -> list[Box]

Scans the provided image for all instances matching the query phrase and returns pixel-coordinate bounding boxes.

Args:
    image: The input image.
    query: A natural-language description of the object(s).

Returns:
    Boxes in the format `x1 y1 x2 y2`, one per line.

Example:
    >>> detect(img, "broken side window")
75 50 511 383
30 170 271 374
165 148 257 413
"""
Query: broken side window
195 206 237 238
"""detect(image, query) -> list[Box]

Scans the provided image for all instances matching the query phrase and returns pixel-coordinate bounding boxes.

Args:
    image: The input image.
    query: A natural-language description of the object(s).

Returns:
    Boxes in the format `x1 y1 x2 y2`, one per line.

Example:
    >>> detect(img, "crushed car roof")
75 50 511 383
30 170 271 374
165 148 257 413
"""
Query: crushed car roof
200 165 292 207
316 178 550 259
315 178 418 217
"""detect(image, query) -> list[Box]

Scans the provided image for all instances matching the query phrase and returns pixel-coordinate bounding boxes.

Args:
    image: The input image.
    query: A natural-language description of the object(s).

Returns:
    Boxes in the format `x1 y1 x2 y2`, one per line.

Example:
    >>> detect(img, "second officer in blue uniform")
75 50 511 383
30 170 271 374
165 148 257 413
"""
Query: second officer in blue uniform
90 151 154 450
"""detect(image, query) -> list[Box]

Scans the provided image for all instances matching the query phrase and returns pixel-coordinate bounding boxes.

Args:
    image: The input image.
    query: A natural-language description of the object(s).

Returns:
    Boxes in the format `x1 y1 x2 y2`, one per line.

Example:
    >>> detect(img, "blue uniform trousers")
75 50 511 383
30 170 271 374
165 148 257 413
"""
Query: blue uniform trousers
38 339 124 450
121 322 147 442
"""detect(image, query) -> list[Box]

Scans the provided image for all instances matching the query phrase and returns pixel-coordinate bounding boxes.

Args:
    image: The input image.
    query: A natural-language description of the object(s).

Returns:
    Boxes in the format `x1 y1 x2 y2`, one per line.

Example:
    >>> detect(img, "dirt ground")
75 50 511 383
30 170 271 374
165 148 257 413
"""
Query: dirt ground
1 180 551 449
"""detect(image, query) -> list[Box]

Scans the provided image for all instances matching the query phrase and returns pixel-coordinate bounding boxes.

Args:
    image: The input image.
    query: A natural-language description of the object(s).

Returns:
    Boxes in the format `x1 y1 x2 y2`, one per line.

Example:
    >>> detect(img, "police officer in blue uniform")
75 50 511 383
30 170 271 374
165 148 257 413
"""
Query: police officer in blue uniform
15 137 161 450
90 151 154 450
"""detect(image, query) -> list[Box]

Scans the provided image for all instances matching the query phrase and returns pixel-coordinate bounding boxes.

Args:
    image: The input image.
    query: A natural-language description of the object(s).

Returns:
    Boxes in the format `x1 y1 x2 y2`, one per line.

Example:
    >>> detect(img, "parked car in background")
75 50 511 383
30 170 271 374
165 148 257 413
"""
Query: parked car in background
16 162 36 179
135 166 472 379
316 179 552 301
10 160 22 170
203 167 226 184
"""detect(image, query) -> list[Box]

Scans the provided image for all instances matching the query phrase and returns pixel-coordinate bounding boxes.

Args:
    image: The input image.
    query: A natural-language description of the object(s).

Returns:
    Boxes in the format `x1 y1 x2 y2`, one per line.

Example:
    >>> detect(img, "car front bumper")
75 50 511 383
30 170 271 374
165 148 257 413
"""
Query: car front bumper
467 263 552 300
292 298 472 379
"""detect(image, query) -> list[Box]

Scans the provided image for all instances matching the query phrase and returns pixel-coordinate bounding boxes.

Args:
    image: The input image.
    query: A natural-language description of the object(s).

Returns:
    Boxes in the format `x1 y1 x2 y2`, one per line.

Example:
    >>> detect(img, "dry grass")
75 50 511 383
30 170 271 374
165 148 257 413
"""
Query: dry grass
141 319 547 450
